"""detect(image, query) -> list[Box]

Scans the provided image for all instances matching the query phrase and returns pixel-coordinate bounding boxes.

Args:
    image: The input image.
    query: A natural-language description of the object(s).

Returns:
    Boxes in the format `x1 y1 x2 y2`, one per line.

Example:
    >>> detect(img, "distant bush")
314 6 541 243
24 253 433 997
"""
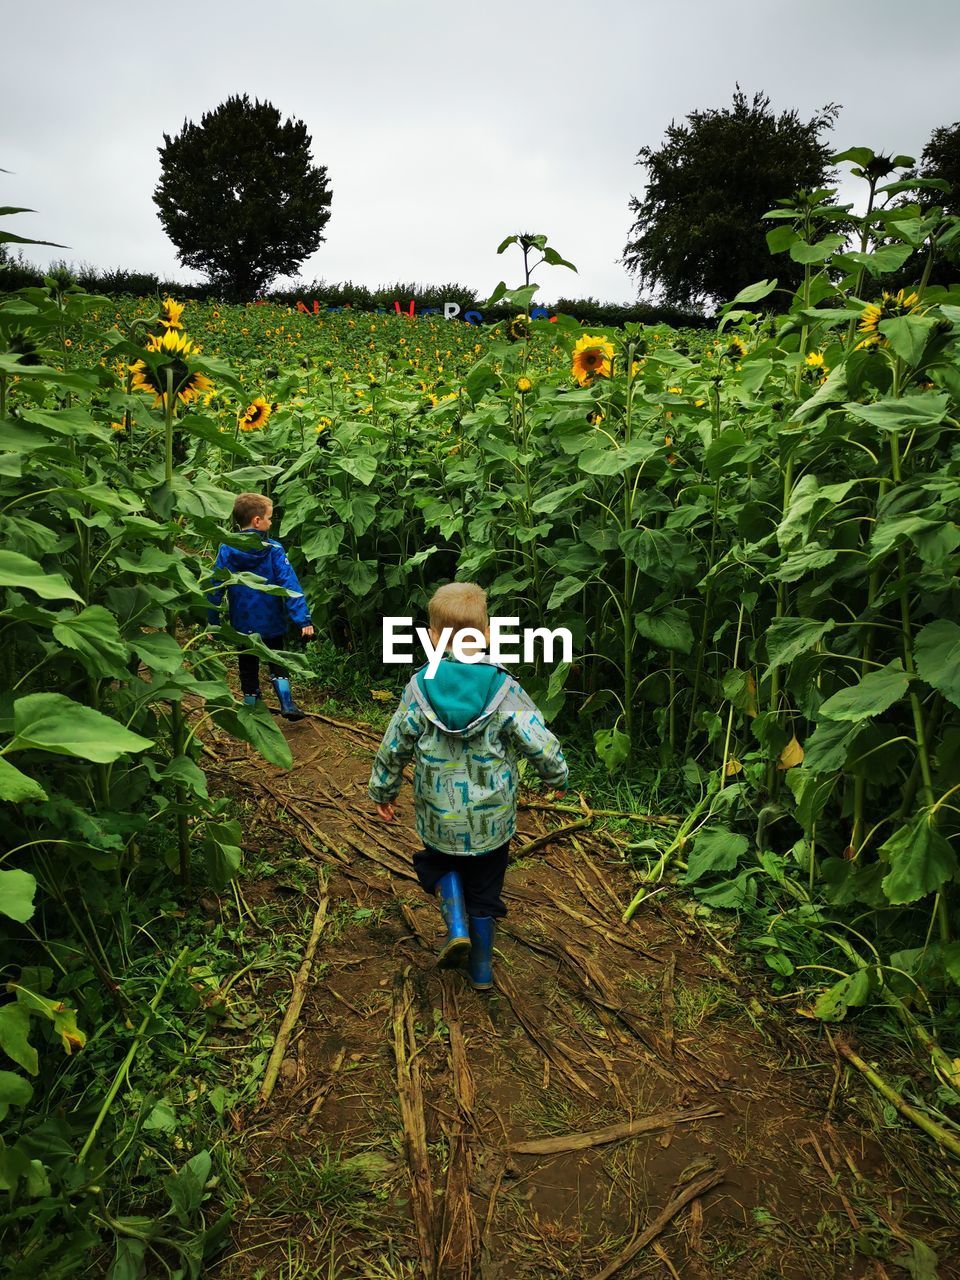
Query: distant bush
0 255 708 328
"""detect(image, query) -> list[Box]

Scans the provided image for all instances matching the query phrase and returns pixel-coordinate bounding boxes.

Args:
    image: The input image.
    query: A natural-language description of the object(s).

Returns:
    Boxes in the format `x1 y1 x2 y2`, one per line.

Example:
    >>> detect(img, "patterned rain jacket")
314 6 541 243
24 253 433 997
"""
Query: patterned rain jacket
206 534 311 636
368 654 569 855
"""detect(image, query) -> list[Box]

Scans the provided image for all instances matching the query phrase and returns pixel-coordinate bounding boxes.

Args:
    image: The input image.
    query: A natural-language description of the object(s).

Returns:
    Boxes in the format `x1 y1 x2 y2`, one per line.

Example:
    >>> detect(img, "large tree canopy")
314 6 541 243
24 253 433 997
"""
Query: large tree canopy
622 89 839 308
154 95 332 300
919 120 960 216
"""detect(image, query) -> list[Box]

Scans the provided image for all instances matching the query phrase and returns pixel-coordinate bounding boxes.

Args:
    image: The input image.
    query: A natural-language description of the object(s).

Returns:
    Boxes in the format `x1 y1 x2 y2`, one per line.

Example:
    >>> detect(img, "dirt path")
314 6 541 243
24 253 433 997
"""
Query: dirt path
206 713 960 1280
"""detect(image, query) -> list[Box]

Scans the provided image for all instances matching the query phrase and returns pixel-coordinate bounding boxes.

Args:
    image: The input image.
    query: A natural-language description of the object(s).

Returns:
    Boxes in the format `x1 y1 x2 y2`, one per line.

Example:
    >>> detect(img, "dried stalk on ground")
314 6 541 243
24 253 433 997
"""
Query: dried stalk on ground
258 895 328 1105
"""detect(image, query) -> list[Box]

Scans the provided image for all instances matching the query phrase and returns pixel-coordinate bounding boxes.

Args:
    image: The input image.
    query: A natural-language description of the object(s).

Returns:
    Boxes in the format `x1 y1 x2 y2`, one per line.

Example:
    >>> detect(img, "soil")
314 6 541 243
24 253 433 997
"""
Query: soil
202 707 960 1280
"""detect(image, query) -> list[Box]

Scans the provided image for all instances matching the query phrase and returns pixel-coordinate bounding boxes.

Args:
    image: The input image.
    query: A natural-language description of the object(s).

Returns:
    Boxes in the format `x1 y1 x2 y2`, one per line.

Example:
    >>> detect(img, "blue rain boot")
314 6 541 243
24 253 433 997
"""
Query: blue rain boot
271 676 306 721
436 871 470 967
243 693 260 706
468 916 495 991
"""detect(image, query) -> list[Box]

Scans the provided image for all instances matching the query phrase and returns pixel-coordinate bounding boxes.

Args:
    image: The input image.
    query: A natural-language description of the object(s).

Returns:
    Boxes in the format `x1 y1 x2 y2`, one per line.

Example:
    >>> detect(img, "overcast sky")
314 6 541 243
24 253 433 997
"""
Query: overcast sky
4 1 959 304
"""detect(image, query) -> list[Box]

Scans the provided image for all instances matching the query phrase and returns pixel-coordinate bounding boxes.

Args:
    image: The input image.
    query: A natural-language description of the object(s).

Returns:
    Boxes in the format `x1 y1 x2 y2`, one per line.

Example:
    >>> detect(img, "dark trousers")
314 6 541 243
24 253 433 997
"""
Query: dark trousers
413 841 511 919
237 634 285 696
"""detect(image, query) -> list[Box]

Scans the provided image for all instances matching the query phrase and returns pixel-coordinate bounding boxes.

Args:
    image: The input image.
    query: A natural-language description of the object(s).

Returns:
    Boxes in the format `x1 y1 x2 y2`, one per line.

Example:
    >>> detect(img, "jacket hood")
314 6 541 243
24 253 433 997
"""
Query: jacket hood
220 537 274 572
411 655 510 733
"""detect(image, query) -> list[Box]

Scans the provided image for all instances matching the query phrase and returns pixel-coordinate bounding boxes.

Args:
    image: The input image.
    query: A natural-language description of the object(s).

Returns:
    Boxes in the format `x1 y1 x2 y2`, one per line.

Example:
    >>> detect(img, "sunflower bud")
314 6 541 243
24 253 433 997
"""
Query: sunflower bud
516 376 533 395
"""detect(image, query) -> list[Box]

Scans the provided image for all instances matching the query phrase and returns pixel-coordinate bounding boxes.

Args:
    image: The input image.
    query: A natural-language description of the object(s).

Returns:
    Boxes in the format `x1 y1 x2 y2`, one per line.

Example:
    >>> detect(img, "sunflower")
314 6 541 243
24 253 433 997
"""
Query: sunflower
858 289 922 338
240 397 272 431
516 376 533 395
724 336 748 362
129 329 213 407
571 335 615 385
804 351 826 368
507 314 530 342
158 297 184 329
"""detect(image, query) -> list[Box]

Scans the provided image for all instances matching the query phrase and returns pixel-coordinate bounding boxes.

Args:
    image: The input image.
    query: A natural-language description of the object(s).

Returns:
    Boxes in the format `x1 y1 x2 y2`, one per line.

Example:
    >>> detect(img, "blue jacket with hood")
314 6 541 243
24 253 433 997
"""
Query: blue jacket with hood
368 654 569 855
206 533 311 636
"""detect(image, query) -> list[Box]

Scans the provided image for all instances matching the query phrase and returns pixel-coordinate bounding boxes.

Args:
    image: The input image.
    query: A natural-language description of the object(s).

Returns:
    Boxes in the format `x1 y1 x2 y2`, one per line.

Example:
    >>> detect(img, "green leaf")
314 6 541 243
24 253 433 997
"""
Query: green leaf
802 719 863 774
789 235 845 264
892 1239 939 1280
818 660 908 723
143 1100 178 1133
813 969 874 1021
8 693 153 763
0 757 47 804
619 527 695 583
693 869 757 910
0 1071 33 1122
765 616 835 667
682 827 749 885
340 558 378 598
766 226 798 254
785 769 836 835
0 870 37 924
164 1149 212 1225
162 756 209 799
633 607 694 654
215 703 293 771
835 244 914 277
178 412 253 458
108 1237 147 1280
531 481 588 515
844 393 950 432
52 605 129 675
329 453 377 485
0 1142 31 1193
879 315 937 365
915 619 960 710
546 576 583 610
726 278 778 306
594 727 630 773
0 550 82 601
132 632 185 675
203 820 242 890
880 811 958 905
578 440 656 476
301 524 344 562
0 1004 37 1074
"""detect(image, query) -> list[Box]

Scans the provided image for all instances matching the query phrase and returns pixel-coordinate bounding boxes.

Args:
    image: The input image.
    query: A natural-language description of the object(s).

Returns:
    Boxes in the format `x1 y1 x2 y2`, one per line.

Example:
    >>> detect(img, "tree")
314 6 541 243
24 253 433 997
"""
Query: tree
154 95 332 300
918 121 960 216
622 89 839 307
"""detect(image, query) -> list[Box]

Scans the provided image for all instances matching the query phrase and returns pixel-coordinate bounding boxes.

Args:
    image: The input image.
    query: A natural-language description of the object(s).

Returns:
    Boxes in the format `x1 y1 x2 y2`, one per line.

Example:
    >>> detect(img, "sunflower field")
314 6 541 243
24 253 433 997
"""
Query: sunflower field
3 150 960 1270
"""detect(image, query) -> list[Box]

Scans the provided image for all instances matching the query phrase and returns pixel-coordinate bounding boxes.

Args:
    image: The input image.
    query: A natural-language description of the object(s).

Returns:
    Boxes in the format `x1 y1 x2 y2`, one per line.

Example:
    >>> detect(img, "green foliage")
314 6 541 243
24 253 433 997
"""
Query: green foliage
623 88 840 305
154 94 333 300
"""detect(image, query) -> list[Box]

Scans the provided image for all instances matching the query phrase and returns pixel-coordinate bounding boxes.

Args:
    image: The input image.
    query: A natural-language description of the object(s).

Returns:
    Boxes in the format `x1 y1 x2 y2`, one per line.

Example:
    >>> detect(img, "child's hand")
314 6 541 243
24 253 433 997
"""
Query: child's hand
301 625 315 637
375 801 396 822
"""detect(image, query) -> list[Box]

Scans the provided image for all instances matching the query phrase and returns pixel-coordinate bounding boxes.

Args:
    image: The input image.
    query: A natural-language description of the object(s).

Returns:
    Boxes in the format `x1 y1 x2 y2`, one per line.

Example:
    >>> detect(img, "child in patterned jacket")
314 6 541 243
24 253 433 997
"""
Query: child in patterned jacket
368 582 568 990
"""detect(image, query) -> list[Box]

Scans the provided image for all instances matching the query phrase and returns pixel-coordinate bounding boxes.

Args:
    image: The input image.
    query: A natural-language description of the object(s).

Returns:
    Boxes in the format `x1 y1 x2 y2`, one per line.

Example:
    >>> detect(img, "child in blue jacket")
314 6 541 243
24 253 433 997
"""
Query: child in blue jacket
369 582 568 990
207 492 314 720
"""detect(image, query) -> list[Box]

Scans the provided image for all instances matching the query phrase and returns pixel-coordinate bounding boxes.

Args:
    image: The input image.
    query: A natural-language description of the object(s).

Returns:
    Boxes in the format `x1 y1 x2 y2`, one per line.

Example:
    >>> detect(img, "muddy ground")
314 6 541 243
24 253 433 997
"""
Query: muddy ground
201 708 960 1280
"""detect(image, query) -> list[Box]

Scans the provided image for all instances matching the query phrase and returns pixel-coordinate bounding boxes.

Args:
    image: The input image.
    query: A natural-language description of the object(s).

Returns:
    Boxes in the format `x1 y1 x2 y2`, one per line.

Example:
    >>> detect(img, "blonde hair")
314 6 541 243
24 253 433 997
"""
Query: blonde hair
232 492 272 527
428 582 488 642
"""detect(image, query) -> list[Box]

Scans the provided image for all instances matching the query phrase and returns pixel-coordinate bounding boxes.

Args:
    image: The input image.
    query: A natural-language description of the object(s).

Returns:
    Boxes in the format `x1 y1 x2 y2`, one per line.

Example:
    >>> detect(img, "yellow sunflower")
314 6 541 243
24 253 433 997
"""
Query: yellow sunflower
240 397 272 432
571 335 614 385
507 314 530 342
158 297 184 329
516 375 533 395
858 289 922 338
129 329 213 407
724 336 748 362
